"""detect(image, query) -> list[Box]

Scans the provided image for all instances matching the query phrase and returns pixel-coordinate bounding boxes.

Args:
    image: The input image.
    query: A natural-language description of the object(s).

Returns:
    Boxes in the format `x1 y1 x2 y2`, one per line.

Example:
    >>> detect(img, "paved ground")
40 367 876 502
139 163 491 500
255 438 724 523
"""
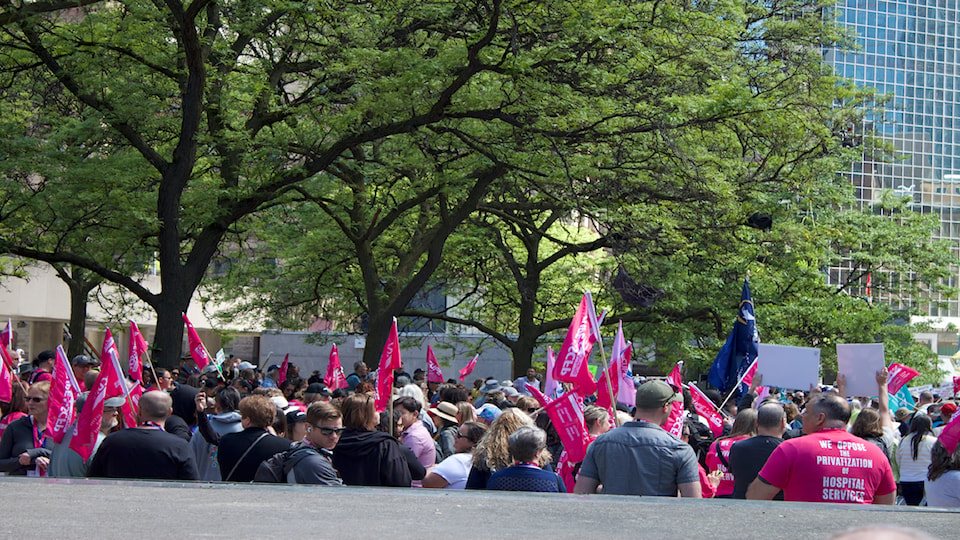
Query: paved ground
1 477 956 539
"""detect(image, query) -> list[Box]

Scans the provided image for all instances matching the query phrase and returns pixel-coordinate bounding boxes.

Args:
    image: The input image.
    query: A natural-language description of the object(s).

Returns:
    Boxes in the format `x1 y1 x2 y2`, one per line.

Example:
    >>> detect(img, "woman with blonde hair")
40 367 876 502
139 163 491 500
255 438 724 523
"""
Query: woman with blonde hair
465 408 535 489
455 402 476 425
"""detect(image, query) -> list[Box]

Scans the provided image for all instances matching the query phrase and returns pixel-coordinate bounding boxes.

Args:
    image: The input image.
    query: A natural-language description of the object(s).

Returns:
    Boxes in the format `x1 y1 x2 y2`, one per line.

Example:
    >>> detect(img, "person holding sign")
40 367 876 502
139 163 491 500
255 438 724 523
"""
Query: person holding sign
746 392 896 504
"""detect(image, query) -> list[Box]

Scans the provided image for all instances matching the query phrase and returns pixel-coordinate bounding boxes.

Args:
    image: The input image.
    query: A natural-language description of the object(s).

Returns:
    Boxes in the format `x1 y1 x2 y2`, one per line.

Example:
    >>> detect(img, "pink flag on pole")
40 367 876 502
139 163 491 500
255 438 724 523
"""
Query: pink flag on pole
617 343 635 407
544 391 591 463
953 376 960 398
740 358 759 390
128 321 148 382
689 383 725 438
663 362 685 438
0 358 10 403
278 354 290 387
552 294 598 396
459 354 478 382
375 318 401 413
0 318 15 370
526 382 553 408
426 345 444 383
325 345 348 390
886 363 920 394
46 346 81 444
544 347 560 399
70 330 127 461
939 412 960 454
123 381 142 429
596 322 626 410
182 313 210 369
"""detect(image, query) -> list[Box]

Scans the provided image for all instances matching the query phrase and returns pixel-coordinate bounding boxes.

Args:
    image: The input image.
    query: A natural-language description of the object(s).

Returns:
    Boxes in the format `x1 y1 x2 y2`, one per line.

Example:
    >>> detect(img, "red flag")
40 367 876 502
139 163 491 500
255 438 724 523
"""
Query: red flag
526 382 553 408
939 412 960 455
663 362 684 438
689 383 725 438
70 330 127 461
887 363 920 395
0 318 15 371
278 354 290 387
0 357 10 403
46 346 81 444
182 313 210 369
544 392 591 462
426 345 444 383
740 358 759 390
128 321 148 382
459 354 478 382
553 294 598 396
325 345 348 390
375 318 401 413
123 382 143 428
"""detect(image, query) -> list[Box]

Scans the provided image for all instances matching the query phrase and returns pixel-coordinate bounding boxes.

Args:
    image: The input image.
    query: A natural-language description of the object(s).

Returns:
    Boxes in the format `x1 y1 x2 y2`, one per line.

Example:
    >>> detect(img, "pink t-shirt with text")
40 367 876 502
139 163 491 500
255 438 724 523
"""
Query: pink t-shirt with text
757 429 896 504
706 435 749 497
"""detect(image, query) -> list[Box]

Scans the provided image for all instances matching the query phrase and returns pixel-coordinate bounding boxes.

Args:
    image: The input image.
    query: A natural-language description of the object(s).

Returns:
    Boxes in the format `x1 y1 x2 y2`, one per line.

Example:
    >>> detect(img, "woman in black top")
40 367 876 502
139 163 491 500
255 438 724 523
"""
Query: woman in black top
332 393 411 487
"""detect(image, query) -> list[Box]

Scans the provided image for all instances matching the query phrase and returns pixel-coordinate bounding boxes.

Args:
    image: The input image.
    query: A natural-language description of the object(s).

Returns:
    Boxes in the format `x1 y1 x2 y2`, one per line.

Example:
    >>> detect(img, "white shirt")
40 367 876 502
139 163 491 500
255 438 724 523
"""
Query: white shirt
430 453 473 489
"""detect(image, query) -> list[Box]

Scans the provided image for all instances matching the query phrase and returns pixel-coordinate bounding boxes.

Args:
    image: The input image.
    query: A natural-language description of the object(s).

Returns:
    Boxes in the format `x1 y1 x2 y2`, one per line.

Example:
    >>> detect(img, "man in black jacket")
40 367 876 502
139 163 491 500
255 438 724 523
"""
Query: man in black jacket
87 391 200 481
285 402 343 485
217 395 291 482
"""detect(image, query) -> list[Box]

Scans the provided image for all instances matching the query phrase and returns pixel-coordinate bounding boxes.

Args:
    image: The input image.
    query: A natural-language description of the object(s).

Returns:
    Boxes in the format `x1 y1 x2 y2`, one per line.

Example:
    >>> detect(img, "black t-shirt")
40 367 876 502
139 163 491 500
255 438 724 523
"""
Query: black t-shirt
87 428 200 480
727 435 784 500
217 427 292 482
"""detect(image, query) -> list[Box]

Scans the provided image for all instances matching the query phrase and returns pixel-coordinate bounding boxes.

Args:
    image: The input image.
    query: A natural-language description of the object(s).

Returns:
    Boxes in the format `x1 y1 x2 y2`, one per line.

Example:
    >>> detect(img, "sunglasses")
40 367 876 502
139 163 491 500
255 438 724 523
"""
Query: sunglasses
26 397 46 403
455 431 474 442
525 407 538 413
315 426 346 436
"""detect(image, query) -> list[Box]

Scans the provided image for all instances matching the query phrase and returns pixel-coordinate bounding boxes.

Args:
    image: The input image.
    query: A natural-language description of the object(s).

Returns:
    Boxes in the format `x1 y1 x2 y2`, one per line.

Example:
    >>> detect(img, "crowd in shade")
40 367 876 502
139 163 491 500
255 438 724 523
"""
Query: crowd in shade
0 346 958 510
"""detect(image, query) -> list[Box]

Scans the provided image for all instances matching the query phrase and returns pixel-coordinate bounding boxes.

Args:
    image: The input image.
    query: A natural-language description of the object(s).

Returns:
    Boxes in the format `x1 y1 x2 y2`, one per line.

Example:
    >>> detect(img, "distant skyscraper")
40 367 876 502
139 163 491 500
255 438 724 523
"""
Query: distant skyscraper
824 1 960 318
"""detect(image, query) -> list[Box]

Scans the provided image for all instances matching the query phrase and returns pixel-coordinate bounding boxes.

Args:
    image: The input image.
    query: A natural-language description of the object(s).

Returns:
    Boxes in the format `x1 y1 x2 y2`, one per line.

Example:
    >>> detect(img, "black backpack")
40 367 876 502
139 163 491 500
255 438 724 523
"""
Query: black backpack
254 446 317 483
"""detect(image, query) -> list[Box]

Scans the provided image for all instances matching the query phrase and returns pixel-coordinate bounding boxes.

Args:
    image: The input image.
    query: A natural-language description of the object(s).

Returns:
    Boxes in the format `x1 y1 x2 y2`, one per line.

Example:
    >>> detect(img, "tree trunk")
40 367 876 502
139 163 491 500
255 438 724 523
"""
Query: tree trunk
362 313 392 370
66 282 89 358
150 295 190 368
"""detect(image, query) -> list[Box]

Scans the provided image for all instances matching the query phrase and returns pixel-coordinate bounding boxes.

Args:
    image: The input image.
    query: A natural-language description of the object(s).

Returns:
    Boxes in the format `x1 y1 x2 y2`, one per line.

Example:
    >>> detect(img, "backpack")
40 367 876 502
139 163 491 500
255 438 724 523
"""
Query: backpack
254 446 317 484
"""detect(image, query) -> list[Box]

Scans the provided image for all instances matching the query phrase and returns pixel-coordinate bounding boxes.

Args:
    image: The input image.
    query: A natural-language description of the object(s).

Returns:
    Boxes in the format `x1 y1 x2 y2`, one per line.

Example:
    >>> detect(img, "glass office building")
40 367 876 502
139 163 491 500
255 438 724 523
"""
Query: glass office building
824 1 960 324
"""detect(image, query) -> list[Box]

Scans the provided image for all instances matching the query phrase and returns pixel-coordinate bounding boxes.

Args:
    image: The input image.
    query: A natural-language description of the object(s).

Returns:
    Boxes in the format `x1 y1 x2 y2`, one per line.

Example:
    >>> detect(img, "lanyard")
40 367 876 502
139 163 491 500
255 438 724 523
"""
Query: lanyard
140 421 165 431
30 416 46 477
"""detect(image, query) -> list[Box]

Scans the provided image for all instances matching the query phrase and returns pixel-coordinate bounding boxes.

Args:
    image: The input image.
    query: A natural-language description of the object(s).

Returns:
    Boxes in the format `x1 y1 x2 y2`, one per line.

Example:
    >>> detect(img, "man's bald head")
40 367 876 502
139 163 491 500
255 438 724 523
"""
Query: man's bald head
139 390 173 423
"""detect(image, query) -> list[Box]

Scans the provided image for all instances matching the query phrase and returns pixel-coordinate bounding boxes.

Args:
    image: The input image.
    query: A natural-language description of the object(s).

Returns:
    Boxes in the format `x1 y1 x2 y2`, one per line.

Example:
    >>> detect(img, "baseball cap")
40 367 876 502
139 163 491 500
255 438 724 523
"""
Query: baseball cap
635 380 683 409
71 355 100 367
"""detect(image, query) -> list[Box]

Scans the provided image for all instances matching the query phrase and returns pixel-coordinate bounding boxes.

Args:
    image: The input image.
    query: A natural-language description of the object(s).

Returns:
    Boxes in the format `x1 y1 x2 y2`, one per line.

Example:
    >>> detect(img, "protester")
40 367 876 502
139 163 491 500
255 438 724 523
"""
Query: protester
377 410 427 482
191 386 243 481
395 395 435 485
0 382 27 439
574 380 701 497
217 395 293 482
429 401 460 461
164 384 199 442
557 405 610 493
70 355 99 392
456 402 477 425
681 420 721 498
28 351 55 384
487 425 564 492
728 402 786 499
0 381 51 476
303 383 331 405
706 408 757 498
345 362 368 392
747 391 896 504
87 390 199 480
331 393 411 487
924 439 960 508
423 421 486 489
466 408 533 489
274 401 344 485
48 393 123 478
895 414 936 506
513 368 539 397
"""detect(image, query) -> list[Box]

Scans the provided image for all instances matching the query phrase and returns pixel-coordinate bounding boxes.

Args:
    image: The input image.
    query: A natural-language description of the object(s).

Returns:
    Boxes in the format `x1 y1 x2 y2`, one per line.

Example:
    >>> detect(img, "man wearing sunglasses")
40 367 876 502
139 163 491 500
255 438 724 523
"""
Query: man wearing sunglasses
285 402 344 485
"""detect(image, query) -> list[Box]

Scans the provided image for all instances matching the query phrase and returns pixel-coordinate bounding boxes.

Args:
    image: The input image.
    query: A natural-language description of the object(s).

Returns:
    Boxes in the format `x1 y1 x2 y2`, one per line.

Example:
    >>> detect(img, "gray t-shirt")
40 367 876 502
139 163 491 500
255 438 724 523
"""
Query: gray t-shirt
578 421 699 496
925 470 960 508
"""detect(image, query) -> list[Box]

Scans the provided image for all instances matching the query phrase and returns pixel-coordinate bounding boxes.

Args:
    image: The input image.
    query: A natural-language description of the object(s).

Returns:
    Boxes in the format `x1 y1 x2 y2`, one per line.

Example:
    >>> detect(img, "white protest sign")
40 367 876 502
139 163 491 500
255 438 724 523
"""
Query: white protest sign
836 343 886 397
756 344 821 391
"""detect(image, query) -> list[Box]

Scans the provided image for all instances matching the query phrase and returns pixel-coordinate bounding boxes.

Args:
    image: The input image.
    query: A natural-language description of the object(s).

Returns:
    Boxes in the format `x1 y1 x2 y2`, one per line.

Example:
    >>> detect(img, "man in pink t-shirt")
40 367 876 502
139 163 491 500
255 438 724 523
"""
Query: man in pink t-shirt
747 393 895 504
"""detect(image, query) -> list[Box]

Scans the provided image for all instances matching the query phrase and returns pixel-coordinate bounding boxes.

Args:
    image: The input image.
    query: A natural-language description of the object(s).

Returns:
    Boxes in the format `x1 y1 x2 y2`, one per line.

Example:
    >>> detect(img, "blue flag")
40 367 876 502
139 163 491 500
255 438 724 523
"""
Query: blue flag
708 278 760 394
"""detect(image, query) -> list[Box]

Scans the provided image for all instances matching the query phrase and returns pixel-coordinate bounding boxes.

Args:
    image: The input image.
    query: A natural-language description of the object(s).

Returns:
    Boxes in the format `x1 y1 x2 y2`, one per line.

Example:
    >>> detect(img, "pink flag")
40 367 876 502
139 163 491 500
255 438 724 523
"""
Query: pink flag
526 382 553 408
46 346 81 444
939 412 960 455
689 383 725 438
740 358 759 390
459 354 478 382
886 363 920 394
552 294 598 396
70 330 127 461
0 357 10 403
954 376 960 398
375 318 401 413
182 313 210 369
544 347 560 398
596 322 626 410
426 345 444 383
123 382 142 428
0 318 15 371
663 362 685 438
544 391 591 463
325 345 348 390
617 343 635 407
128 321 148 382
278 354 290 387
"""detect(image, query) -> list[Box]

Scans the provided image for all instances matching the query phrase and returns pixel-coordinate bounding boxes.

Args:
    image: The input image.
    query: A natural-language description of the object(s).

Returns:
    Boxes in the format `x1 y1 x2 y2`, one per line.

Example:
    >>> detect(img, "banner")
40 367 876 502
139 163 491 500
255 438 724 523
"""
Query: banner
426 345 444 383
182 313 210 369
459 354 478 382
526 382 553 408
596 322 625 411
708 279 759 394
278 354 290 387
663 362 685 438
128 320 149 382
552 293 599 396
544 391 591 463
375 318 401 413
325 345 348 390
886 363 919 394
46 346 81 444
69 330 127 461
689 383 725 438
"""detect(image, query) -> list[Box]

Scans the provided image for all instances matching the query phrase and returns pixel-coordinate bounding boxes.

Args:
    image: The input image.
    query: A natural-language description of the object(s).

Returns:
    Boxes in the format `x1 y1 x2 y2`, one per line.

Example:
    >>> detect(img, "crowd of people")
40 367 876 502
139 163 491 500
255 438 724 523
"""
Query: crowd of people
1 351 959 508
